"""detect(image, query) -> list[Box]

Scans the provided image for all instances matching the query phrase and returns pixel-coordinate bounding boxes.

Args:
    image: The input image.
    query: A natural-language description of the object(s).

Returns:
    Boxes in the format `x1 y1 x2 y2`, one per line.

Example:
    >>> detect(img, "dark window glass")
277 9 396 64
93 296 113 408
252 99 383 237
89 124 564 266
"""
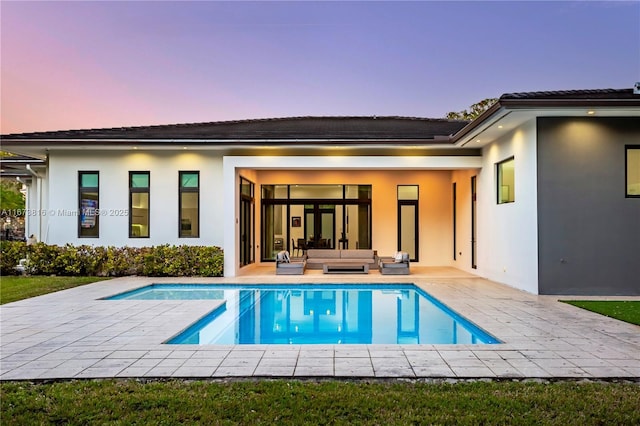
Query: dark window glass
130 172 150 238
179 171 199 237
78 171 99 238
626 146 640 197
497 157 515 204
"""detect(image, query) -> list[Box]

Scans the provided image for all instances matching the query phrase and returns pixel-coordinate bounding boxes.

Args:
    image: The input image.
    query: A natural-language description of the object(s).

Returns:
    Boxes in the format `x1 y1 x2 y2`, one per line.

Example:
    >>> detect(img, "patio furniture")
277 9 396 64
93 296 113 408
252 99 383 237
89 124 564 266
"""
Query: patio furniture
275 250 306 275
379 251 410 275
323 263 369 274
292 238 306 257
304 249 378 270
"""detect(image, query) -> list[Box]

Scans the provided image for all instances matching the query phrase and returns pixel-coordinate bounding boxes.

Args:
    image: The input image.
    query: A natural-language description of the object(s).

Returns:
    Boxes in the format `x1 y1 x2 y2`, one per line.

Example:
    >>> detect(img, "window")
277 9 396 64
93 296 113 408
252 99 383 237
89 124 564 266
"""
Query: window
130 172 150 238
78 171 99 238
397 185 419 262
497 157 515 204
260 184 372 261
626 145 640 197
179 171 199 237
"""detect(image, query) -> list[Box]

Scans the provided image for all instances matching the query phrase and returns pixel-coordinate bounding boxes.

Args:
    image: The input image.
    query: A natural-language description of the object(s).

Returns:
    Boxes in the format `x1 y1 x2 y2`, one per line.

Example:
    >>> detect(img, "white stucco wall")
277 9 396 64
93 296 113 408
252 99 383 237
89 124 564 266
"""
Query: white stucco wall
475 120 539 294
46 150 224 247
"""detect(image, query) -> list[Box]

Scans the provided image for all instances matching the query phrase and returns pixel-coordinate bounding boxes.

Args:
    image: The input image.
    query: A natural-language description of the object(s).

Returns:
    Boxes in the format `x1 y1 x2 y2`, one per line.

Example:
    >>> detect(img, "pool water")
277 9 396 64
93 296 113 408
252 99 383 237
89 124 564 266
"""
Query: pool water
106 284 500 345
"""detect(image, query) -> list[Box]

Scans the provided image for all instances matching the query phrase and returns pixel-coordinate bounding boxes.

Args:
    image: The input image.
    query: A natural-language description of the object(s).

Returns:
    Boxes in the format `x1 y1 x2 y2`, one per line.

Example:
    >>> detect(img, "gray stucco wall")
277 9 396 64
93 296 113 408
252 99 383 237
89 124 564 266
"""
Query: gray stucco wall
537 117 640 295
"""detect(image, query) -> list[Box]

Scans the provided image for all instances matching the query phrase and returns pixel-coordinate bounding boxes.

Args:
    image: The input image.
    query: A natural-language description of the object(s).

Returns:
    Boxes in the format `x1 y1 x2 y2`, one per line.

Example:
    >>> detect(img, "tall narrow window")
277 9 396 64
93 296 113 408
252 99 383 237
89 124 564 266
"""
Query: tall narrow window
179 171 199 238
239 176 255 267
497 157 515 204
397 185 419 262
452 182 457 260
78 171 99 238
626 145 640 198
130 172 150 238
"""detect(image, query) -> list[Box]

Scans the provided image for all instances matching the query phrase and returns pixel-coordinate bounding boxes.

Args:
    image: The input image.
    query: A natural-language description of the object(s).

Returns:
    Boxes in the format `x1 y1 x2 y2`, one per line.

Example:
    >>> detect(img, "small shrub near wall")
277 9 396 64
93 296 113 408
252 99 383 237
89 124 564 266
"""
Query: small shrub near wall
0 241 224 277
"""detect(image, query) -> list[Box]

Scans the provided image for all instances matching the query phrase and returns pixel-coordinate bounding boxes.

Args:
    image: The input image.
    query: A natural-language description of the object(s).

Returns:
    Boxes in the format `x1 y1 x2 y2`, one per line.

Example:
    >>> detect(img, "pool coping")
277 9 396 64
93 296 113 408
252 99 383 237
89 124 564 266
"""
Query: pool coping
1 274 639 381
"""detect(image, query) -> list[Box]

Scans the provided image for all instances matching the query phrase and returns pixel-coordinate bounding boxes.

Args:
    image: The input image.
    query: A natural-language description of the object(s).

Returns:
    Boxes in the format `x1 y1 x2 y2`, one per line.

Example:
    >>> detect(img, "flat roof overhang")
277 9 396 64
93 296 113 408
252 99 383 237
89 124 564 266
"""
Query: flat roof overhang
0 139 485 159
453 99 640 148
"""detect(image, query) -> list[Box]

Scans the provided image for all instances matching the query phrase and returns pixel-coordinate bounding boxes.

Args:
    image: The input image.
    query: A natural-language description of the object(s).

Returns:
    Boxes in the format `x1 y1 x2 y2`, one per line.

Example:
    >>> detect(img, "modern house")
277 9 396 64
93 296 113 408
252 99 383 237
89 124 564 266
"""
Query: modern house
2 88 639 295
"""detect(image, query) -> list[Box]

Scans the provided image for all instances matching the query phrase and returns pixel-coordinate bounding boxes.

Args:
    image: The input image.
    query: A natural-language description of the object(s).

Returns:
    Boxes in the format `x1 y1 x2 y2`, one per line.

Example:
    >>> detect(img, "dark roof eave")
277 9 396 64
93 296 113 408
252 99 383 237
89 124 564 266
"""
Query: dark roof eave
450 102 503 144
499 98 640 108
451 97 640 144
0 138 455 146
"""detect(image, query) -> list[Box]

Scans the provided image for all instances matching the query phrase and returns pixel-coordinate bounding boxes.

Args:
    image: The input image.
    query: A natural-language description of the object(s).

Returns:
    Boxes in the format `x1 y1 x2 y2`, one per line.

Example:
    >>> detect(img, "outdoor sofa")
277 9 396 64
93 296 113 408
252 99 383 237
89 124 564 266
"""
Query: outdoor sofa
304 249 378 270
275 250 306 275
378 251 410 275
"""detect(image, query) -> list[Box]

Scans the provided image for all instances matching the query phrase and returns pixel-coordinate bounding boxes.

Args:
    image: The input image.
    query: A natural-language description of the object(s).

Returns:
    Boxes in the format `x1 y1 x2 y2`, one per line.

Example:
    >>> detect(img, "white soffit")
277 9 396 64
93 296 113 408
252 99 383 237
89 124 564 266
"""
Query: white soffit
456 106 640 148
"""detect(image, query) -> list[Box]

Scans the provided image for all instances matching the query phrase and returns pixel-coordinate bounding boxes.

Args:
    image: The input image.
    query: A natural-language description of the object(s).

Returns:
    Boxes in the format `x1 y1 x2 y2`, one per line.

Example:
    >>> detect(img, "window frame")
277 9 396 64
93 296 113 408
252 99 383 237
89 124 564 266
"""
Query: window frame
626 145 640 198
129 171 150 238
78 171 99 238
179 171 200 238
397 184 419 262
496 156 515 204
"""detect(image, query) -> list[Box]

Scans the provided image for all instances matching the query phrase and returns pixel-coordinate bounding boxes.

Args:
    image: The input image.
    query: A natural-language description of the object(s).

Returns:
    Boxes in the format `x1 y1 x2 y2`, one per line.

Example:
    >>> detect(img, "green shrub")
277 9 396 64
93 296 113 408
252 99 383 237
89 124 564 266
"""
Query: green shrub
0 243 223 277
0 241 27 275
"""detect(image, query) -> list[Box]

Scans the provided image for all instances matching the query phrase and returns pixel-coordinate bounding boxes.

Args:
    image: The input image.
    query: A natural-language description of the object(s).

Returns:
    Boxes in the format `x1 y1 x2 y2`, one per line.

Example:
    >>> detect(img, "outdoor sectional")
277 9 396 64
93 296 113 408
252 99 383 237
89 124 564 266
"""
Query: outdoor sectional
304 249 379 270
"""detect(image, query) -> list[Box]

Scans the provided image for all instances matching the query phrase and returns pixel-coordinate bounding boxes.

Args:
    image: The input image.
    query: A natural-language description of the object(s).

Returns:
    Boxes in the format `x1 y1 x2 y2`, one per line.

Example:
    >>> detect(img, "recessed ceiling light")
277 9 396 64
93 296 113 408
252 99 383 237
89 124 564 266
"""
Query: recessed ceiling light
133 146 138 150
498 125 503 129
183 146 188 150
587 110 595 115
476 139 481 143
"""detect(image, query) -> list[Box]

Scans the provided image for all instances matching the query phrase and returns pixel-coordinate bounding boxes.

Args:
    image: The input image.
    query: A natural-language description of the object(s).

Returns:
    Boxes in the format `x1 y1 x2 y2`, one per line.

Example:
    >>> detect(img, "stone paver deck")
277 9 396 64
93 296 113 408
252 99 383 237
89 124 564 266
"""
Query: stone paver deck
1 268 639 381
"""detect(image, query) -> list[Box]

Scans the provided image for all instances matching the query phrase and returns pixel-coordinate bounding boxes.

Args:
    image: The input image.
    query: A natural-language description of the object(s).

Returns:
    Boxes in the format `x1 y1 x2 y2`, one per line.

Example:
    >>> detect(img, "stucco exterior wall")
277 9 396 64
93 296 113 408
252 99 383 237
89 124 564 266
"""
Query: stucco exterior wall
476 120 539 294
46 151 224 247
537 117 640 295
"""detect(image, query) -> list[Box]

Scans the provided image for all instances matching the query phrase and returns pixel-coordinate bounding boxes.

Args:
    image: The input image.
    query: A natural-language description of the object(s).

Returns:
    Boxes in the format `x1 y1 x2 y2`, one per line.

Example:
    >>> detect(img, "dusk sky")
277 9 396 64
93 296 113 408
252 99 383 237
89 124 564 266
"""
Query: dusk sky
1 1 638 134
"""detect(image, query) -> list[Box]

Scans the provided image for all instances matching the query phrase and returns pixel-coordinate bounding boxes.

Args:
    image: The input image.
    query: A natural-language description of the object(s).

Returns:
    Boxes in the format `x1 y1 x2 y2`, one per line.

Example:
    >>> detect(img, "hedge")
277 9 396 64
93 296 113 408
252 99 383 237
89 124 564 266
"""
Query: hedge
0 241 223 277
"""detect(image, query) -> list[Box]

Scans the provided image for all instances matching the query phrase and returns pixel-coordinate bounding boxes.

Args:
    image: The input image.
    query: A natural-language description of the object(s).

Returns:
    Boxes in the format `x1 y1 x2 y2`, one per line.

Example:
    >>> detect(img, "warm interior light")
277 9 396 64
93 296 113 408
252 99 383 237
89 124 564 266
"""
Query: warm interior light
498 125 503 129
476 139 481 143
587 110 595 115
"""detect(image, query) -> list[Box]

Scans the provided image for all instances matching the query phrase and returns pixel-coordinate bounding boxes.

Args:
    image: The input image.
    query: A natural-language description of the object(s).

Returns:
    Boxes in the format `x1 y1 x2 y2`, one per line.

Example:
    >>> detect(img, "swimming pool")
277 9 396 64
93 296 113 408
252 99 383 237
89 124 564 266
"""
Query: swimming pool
106 284 500 345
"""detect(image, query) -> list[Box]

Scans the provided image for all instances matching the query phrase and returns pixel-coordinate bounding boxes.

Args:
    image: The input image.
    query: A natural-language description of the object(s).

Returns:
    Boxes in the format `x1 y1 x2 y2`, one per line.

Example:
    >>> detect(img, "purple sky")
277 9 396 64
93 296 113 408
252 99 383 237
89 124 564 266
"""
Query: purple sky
1 1 638 134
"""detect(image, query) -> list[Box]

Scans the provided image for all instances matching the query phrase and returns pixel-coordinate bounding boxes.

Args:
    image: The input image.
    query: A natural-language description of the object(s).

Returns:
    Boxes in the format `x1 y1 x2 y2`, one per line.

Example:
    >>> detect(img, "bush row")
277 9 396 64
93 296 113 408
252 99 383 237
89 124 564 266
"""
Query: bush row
0 241 224 277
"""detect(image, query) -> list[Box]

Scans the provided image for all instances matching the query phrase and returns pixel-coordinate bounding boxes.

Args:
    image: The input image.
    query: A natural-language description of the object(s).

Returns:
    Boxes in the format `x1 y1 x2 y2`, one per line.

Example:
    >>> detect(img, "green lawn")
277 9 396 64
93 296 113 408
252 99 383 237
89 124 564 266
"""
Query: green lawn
0 276 110 304
560 300 640 326
1 380 639 425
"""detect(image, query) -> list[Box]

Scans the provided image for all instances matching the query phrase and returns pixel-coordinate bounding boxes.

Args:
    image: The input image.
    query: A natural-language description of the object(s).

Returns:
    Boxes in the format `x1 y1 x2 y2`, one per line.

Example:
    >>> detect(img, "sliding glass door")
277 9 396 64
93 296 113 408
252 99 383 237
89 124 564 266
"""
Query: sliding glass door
261 185 371 261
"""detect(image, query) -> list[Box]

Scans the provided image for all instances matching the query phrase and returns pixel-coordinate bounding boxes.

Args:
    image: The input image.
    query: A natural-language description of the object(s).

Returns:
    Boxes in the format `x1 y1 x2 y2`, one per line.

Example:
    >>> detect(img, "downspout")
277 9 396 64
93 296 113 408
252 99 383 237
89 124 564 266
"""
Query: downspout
25 165 43 243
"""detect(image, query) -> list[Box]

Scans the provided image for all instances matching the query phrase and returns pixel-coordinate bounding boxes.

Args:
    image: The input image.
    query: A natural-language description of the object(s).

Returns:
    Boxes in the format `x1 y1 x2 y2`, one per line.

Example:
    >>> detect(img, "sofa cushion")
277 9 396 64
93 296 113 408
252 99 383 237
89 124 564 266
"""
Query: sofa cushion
394 251 409 263
341 250 374 259
306 249 341 259
276 250 290 263
311 258 376 264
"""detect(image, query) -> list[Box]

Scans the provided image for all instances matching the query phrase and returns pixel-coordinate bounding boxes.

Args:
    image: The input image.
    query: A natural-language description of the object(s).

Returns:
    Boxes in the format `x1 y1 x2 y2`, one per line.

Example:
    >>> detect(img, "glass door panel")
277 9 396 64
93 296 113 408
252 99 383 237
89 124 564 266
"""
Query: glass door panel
399 204 417 261
320 209 335 249
262 204 287 260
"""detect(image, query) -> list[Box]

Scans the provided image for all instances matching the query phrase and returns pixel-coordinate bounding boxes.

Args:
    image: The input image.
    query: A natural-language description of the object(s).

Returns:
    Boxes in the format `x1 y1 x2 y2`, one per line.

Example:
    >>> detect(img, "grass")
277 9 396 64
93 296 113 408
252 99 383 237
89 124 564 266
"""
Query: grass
0 276 111 305
560 300 640 326
1 379 639 425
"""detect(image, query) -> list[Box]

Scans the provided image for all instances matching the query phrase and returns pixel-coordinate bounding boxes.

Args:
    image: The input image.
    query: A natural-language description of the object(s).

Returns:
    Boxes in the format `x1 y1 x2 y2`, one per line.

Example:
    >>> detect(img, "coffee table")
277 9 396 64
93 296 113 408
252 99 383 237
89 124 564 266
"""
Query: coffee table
322 263 369 274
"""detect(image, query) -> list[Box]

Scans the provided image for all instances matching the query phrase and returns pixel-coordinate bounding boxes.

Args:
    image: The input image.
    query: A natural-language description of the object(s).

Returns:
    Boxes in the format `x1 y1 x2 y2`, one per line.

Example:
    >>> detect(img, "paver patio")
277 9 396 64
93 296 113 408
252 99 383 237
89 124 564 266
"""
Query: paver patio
1 267 639 381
